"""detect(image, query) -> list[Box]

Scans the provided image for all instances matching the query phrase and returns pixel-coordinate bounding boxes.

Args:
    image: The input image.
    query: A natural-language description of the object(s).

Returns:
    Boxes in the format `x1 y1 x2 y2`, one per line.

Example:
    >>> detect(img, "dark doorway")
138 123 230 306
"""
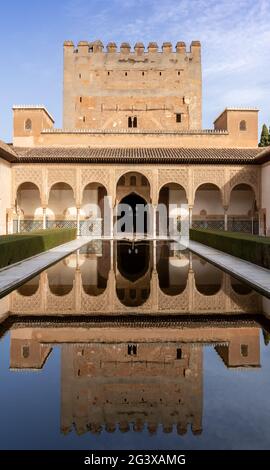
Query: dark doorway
118 193 148 235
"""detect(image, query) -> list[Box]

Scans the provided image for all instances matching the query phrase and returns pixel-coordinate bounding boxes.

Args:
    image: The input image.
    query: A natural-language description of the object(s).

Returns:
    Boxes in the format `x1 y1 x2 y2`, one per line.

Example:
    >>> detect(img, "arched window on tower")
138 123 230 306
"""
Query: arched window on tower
25 119 32 131
240 120 247 131
128 116 138 128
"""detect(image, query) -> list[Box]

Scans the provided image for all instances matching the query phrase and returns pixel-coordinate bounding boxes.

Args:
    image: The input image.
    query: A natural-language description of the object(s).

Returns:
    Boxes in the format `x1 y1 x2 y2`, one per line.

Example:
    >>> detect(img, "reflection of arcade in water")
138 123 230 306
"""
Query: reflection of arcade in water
6 240 264 316
6 320 262 436
116 241 152 307
6 240 264 315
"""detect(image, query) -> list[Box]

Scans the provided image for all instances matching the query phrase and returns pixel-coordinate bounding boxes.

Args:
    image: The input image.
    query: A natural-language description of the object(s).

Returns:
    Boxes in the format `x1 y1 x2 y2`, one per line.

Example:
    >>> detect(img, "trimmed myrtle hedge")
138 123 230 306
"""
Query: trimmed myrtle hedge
0 228 76 269
190 228 270 269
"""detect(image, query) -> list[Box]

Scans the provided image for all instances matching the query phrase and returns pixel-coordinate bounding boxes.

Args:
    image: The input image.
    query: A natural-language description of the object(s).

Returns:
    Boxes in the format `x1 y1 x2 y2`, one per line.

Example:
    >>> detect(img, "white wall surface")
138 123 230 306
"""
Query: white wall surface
0 158 11 234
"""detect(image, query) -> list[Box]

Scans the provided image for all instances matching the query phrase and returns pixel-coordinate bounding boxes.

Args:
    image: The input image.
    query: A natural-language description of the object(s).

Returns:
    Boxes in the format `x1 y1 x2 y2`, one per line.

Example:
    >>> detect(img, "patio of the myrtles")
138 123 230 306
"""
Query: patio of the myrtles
12 170 260 237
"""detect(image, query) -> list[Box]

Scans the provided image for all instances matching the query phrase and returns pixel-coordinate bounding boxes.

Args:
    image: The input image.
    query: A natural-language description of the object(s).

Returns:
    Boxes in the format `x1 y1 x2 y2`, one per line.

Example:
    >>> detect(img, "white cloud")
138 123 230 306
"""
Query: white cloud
64 0 270 127
1 0 269 140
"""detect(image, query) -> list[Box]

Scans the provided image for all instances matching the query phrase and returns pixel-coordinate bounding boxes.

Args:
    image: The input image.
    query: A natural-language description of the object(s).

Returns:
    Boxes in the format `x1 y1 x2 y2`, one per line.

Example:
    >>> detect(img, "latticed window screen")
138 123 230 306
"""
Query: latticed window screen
25 119 32 130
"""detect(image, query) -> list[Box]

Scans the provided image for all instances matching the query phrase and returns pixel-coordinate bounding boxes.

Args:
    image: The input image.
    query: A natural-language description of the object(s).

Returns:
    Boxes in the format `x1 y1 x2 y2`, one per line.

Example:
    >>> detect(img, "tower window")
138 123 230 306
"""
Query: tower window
241 344 248 357
79 73 82 79
176 113 182 123
128 116 138 128
159 71 162 76
79 97 82 103
125 72 128 76
178 71 180 76
22 346 29 358
142 71 145 76
128 344 137 356
176 348 182 360
108 71 110 76
25 119 32 131
240 120 247 131
83 116 86 122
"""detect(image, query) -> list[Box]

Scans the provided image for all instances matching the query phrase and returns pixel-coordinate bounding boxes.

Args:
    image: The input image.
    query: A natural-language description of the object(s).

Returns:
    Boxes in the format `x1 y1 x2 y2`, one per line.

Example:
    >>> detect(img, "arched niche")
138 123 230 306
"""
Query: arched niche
193 183 224 230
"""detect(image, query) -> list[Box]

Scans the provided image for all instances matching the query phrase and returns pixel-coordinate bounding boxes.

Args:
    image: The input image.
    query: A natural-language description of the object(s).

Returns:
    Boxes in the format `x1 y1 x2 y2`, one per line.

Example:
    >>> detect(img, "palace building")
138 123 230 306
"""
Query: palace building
0 39 270 236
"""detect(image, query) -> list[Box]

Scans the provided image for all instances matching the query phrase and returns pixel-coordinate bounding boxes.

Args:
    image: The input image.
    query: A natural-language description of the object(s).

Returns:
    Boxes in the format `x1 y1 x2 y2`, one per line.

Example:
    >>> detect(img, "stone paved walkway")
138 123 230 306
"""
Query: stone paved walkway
0 237 91 298
188 240 270 298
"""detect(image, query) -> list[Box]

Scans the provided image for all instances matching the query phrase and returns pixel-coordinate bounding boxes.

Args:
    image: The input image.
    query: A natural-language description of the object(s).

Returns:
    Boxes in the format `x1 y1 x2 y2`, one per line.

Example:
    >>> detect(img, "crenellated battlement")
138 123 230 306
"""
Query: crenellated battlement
63 38 202 130
63 39 201 55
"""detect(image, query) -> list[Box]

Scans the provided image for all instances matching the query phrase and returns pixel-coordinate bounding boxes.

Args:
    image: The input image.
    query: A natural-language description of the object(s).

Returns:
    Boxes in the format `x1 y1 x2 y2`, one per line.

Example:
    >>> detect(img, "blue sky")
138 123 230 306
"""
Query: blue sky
1 0 270 141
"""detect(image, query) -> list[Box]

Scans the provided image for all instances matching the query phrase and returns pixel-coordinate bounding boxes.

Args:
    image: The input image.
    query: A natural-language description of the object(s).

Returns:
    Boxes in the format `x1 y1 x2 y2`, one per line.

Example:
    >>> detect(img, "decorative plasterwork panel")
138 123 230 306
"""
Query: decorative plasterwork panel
13 166 43 197
48 168 76 192
81 168 110 193
158 168 189 195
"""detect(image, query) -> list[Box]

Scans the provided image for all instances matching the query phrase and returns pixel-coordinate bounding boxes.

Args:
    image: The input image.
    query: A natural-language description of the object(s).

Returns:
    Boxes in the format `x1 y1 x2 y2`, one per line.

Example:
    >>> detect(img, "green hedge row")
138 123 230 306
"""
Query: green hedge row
0 228 76 269
190 228 270 269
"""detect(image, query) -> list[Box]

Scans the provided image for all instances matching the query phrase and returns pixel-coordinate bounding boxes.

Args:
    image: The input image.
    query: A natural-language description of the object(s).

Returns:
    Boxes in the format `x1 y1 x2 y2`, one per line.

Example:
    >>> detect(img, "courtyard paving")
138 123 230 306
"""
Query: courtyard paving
0 237 91 298
188 240 270 298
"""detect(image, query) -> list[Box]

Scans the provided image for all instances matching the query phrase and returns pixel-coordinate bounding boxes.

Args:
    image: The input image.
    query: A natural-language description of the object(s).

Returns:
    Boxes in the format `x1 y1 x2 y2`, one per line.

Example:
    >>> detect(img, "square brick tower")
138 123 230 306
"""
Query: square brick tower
63 40 202 131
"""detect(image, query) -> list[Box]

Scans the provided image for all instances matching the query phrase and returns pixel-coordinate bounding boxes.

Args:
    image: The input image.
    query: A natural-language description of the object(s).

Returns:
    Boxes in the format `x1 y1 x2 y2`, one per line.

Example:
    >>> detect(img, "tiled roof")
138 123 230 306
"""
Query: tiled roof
13 147 262 164
0 140 18 162
253 145 270 164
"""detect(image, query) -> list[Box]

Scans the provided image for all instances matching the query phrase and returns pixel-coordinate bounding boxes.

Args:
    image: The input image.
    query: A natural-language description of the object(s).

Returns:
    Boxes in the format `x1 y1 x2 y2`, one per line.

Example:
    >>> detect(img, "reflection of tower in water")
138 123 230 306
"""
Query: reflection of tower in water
7 323 262 437
61 341 203 436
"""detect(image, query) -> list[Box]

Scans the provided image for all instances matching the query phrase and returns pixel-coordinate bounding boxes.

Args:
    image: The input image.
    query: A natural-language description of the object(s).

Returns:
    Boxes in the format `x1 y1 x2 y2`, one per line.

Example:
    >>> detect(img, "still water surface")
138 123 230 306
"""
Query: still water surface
0 240 270 449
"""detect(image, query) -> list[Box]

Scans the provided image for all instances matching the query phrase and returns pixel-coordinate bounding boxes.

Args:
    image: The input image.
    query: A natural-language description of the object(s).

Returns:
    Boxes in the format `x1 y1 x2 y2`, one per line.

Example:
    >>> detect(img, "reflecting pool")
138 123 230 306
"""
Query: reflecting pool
0 240 270 449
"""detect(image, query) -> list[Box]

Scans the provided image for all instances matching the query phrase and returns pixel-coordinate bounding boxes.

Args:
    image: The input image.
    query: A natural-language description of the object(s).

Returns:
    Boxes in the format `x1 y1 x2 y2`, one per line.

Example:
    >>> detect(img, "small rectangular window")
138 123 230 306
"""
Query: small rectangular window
176 113 182 123
22 346 29 359
176 348 182 360
241 344 248 357
79 97 82 103
79 73 82 79
83 116 86 122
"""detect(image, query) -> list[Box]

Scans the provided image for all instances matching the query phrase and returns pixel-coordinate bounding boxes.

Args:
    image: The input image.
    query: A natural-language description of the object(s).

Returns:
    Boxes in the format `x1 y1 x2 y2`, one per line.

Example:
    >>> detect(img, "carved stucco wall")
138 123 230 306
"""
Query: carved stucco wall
10 269 262 316
12 164 261 210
